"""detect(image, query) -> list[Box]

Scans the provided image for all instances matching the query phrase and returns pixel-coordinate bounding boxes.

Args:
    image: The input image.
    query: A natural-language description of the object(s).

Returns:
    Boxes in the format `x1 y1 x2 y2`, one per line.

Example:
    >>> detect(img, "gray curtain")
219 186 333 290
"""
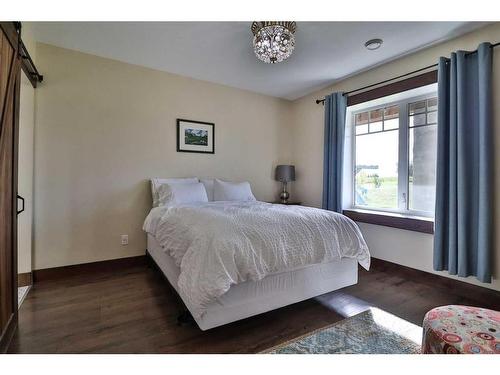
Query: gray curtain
322 92 347 212
433 42 493 283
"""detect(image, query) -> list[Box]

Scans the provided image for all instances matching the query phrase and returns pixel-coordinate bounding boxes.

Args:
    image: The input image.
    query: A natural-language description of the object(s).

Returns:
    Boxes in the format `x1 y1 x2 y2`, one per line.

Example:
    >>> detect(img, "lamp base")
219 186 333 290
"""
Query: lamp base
279 190 290 204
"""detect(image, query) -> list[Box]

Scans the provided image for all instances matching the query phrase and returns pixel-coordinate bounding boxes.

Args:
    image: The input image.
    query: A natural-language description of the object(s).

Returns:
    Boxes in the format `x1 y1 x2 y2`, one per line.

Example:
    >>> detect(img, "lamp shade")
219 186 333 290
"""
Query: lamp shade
275 165 296 182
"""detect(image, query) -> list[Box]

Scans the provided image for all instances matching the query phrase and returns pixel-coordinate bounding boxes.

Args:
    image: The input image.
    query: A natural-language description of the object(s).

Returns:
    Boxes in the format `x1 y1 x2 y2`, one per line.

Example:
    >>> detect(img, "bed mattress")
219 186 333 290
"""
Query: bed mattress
147 233 358 330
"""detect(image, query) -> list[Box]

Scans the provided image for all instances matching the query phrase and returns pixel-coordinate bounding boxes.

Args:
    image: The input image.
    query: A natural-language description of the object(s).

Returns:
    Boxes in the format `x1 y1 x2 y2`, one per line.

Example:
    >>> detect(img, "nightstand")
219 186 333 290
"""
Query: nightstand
268 201 302 205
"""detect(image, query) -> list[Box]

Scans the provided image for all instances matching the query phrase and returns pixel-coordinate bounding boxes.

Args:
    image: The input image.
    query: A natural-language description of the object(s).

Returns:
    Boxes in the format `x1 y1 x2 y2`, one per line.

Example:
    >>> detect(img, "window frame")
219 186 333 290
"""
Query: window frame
350 92 437 219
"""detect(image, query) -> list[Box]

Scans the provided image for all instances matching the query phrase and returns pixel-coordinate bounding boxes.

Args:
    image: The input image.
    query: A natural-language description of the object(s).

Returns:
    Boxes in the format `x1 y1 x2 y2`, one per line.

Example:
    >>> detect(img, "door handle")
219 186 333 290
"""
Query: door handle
17 194 25 215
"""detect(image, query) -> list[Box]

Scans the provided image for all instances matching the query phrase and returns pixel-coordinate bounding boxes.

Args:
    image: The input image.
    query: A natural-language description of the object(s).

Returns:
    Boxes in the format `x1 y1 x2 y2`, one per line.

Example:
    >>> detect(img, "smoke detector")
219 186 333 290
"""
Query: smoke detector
365 38 383 50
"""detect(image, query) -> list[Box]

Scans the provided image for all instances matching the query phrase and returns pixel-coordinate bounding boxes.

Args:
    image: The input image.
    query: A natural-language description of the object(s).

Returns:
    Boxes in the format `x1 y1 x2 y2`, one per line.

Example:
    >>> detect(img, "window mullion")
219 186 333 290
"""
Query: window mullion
351 113 356 208
397 102 409 211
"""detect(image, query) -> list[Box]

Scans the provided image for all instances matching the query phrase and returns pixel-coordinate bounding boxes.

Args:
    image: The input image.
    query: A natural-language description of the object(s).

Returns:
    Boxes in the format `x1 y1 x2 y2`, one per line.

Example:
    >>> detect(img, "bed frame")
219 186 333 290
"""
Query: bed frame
147 234 359 331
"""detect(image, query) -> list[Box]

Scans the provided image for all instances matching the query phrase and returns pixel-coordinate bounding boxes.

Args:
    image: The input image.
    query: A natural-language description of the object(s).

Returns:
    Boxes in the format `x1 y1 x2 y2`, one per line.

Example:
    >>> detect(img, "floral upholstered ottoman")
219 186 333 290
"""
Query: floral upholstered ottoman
422 305 500 354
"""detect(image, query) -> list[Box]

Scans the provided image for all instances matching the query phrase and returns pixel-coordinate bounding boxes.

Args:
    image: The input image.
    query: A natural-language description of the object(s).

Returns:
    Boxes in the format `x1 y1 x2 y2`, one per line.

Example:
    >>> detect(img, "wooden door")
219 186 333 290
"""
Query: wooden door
0 22 20 353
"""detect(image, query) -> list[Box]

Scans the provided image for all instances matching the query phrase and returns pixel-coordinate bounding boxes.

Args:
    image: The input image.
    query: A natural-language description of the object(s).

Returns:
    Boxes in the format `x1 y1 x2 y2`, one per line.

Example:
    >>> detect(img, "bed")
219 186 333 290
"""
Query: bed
143 199 370 331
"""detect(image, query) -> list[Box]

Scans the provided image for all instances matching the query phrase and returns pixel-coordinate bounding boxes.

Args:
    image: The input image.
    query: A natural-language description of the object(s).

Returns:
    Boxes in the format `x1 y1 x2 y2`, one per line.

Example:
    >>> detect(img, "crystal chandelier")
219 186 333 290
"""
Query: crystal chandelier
251 21 296 64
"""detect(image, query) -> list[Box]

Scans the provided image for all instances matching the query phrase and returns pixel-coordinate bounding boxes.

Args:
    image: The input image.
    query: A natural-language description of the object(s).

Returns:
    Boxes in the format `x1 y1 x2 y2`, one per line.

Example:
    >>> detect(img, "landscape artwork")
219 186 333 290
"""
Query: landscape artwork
176 119 215 154
185 128 208 146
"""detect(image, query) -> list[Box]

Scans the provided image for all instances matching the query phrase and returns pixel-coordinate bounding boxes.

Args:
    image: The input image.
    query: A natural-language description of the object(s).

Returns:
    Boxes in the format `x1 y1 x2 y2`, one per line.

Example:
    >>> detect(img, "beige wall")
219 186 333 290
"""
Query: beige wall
18 23 37 275
33 43 293 270
290 23 500 291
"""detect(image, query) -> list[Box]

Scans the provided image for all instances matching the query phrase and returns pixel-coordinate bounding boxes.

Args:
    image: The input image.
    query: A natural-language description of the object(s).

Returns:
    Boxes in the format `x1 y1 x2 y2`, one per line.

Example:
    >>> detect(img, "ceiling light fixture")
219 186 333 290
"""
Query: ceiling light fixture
364 38 383 50
251 21 296 64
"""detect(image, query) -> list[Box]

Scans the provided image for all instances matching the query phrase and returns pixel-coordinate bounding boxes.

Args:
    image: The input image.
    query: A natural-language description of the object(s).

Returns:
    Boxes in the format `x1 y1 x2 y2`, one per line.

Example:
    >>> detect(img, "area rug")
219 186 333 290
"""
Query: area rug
263 308 422 354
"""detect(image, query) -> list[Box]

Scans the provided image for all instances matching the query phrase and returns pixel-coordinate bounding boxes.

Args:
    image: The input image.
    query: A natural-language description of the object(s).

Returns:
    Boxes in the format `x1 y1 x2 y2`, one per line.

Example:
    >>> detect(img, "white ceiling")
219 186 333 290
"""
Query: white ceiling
30 22 489 100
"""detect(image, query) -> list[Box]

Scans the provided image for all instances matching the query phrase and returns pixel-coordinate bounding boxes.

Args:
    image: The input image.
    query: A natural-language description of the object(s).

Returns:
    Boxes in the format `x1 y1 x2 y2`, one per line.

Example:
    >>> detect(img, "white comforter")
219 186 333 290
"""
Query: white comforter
143 201 370 318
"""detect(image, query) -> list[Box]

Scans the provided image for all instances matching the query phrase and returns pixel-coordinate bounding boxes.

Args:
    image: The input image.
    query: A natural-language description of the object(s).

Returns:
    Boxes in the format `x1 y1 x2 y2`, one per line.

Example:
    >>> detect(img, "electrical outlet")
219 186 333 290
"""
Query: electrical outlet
121 235 129 245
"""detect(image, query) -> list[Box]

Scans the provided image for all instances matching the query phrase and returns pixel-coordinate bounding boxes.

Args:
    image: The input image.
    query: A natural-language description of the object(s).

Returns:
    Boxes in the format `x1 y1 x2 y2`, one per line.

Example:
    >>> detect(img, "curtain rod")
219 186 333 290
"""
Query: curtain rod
315 41 500 105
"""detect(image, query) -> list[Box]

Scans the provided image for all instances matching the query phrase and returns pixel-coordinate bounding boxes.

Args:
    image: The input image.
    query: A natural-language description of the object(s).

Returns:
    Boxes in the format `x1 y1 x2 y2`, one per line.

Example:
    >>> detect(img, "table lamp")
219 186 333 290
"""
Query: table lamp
275 165 296 204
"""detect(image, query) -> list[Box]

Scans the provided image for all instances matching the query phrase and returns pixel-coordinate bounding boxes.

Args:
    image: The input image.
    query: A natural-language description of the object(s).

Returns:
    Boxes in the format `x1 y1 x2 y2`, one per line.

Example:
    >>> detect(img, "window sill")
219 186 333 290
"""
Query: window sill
342 209 434 234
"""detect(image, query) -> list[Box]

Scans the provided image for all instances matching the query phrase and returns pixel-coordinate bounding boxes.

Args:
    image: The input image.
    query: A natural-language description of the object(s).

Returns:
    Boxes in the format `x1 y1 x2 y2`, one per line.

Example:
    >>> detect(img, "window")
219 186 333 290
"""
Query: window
352 92 437 217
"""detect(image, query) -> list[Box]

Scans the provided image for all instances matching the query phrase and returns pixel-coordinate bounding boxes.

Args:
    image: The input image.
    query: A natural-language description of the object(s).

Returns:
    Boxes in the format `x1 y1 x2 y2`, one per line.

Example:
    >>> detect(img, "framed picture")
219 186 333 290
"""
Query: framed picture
176 119 215 154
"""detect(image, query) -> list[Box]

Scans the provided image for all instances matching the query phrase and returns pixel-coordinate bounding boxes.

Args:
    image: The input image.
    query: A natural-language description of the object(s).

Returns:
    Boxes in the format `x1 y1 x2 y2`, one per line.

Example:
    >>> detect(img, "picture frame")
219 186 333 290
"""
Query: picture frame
176 118 215 154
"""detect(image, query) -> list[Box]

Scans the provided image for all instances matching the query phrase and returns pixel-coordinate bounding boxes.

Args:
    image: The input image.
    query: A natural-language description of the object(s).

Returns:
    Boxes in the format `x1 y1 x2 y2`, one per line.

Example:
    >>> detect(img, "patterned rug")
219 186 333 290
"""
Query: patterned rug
264 308 422 354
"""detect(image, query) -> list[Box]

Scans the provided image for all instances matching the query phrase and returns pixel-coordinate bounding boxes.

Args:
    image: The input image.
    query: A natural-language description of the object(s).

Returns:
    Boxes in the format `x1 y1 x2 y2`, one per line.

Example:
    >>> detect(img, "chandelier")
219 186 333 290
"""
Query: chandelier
251 21 296 64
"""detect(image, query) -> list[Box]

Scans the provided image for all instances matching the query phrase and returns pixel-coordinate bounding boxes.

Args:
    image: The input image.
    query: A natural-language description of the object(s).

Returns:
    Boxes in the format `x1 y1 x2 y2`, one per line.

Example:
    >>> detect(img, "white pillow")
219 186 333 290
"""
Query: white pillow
157 182 208 206
200 178 215 201
151 177 198 207
213 179 256 202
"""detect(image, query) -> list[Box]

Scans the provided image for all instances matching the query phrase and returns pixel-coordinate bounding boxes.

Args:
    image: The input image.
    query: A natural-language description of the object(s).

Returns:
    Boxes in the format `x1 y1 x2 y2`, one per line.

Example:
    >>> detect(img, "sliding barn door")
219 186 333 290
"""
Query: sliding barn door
0 22 20 353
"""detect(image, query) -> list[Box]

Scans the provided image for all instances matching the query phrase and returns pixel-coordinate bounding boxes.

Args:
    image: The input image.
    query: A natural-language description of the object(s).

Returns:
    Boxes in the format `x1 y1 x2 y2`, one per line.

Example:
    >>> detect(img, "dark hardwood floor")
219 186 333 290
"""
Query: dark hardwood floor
8 259 500 353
